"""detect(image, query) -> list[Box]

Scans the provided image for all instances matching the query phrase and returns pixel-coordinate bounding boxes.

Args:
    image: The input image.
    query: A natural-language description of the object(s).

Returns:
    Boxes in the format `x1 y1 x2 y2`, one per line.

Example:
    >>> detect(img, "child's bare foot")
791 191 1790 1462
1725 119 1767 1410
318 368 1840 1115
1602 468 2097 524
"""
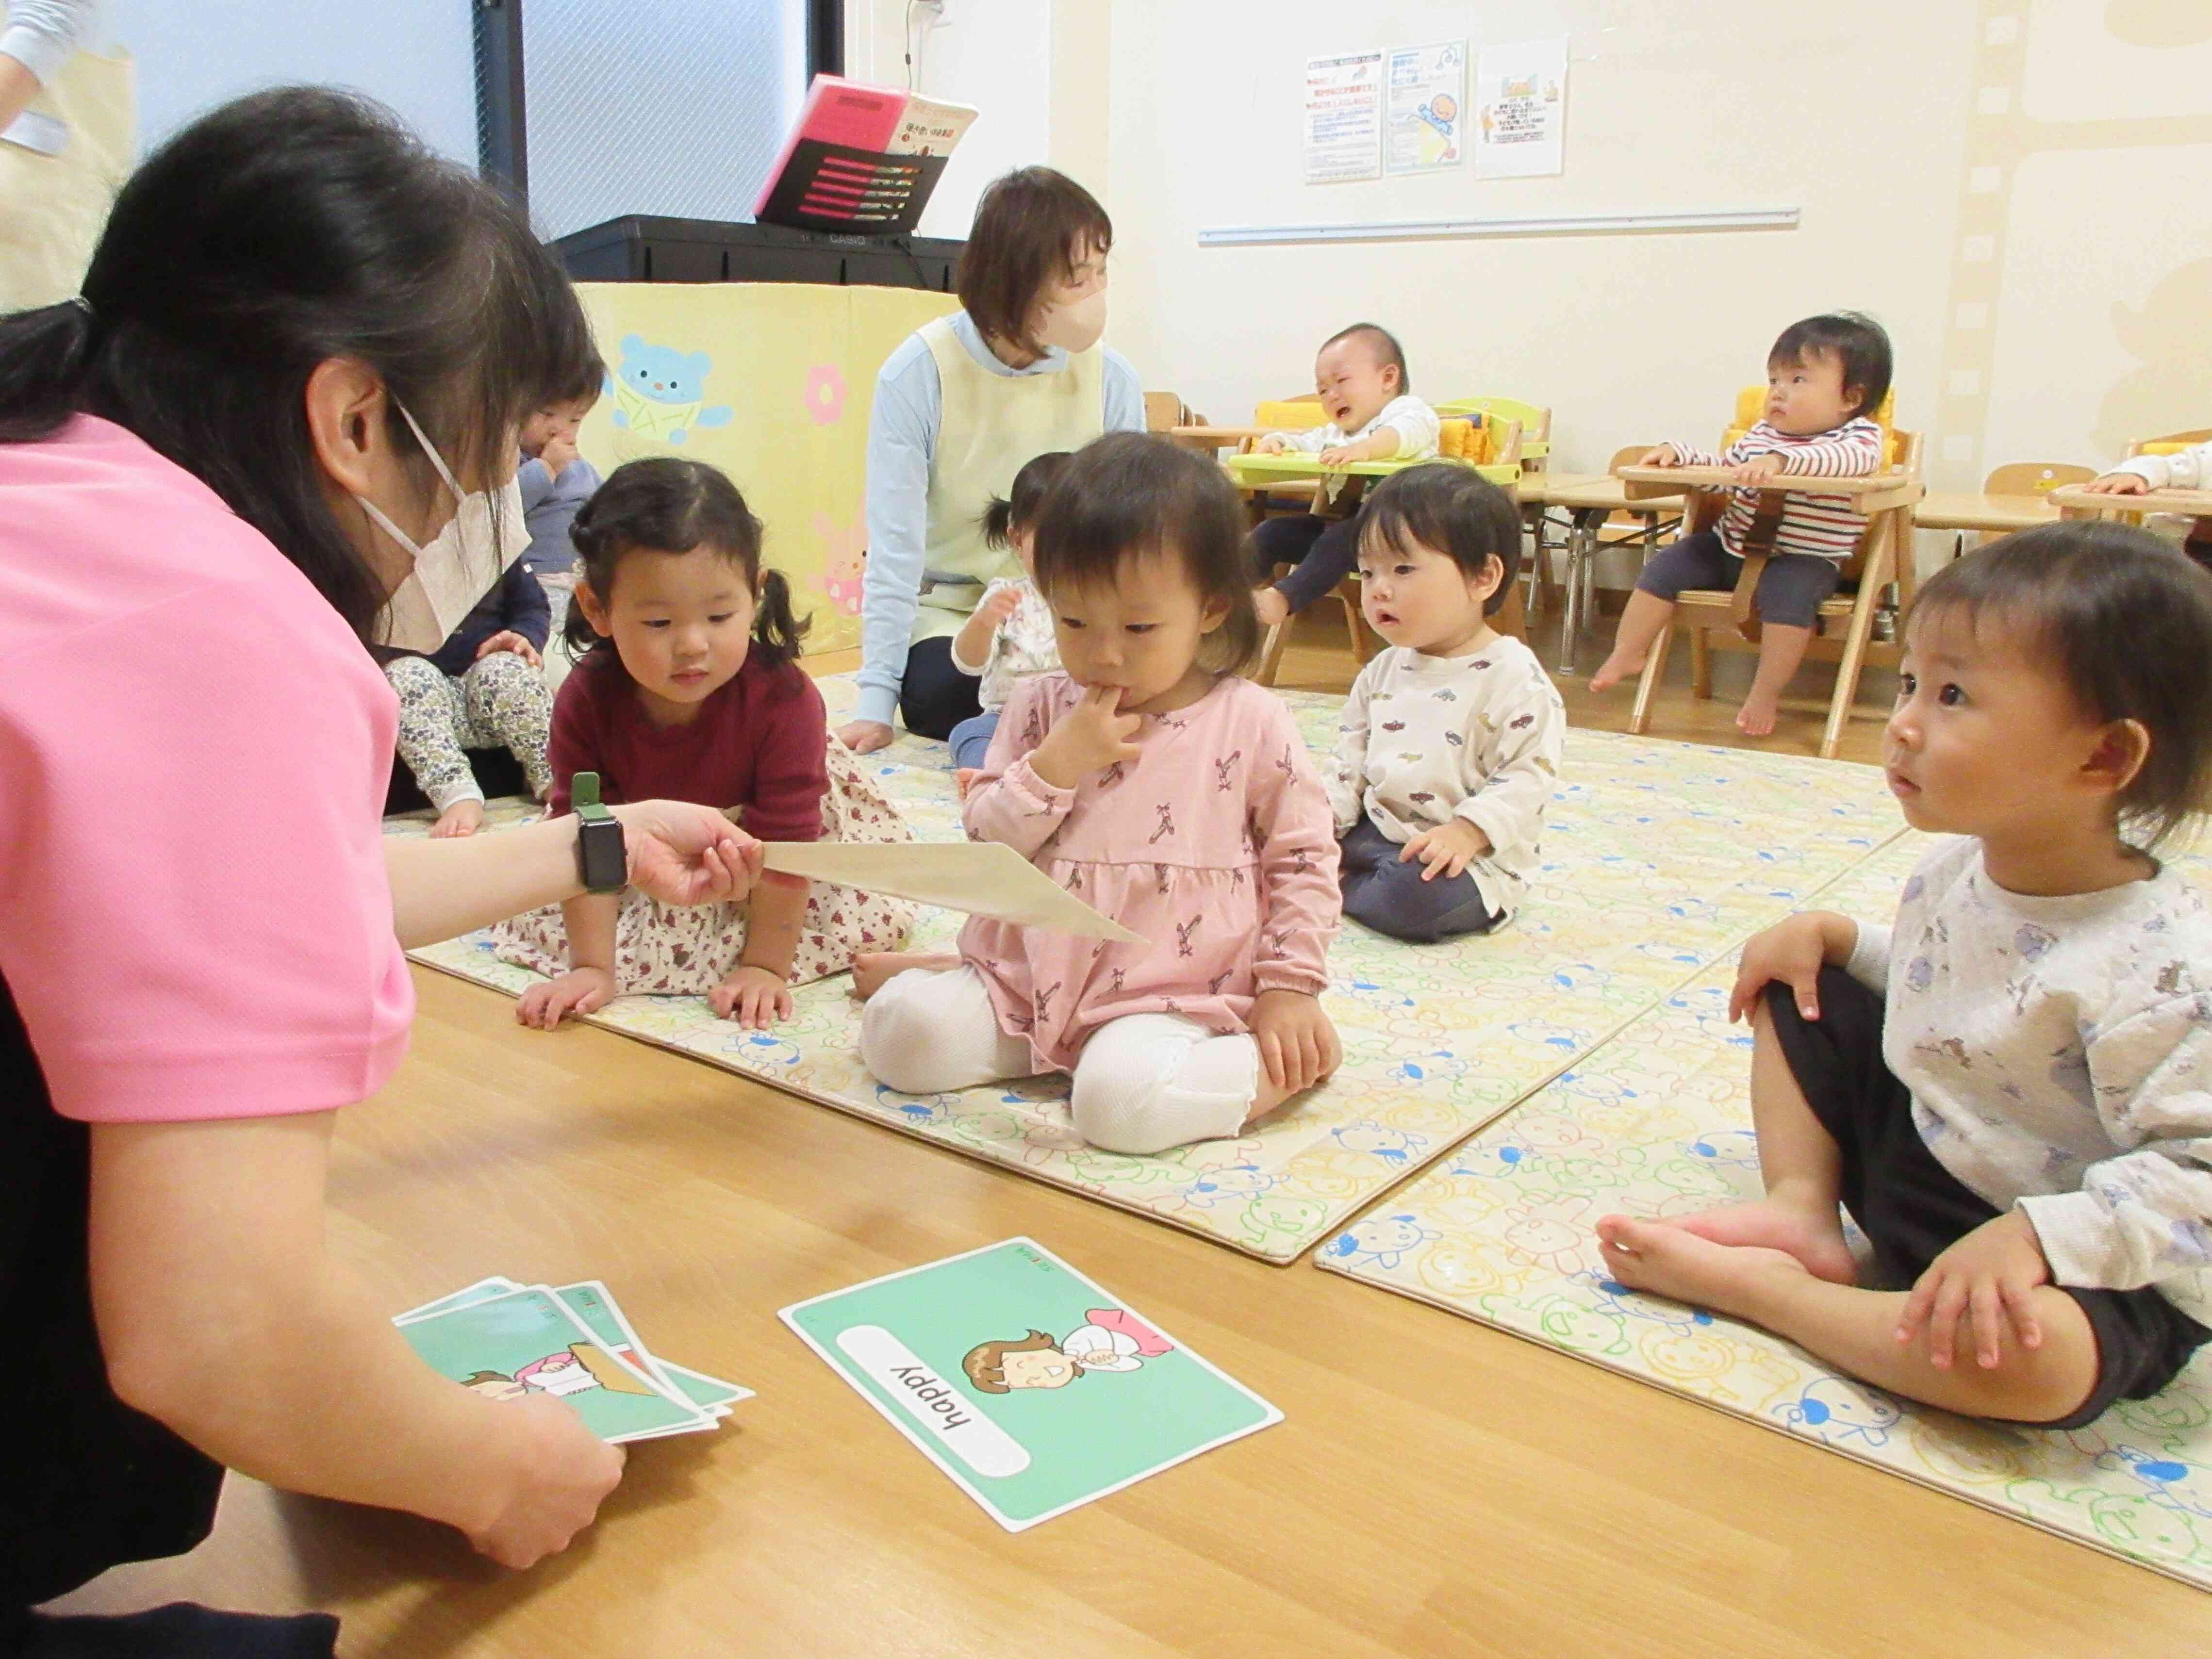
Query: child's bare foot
955 767 979 800
1668 1200 1858 1284
1594 1215 1809 1318
849 950 960 1000
431 798 485 838
1589 649 1644 694
1736 688 1783 738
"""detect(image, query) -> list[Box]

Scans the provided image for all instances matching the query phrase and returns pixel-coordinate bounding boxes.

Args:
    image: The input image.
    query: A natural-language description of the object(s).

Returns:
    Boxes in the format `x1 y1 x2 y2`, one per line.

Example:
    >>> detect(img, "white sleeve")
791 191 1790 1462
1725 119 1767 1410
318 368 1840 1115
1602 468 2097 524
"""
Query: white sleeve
2019 997 2212 1290
1326 661 1375 834
1277 423 1333 455
2116 440 2211 492
1843 919 1892 992
0 0 99 83
1376 397 1440 460
1453 673 1564 855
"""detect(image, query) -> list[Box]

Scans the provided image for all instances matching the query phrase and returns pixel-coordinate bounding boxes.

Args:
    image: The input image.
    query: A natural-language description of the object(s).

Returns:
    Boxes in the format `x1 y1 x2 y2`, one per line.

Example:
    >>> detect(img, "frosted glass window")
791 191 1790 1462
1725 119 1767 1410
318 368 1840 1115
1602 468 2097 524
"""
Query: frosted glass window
520 0 808 239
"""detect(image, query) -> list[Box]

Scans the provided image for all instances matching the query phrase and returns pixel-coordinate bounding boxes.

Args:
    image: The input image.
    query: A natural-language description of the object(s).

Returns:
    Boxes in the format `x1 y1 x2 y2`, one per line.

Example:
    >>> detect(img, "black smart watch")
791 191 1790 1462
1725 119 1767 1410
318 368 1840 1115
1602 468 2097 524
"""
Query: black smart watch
571 772 627 893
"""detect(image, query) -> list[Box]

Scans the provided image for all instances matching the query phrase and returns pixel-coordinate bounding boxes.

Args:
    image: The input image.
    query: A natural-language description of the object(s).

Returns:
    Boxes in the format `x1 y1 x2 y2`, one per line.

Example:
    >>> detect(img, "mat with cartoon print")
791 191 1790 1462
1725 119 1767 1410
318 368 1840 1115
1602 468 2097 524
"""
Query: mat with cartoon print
399 677 1910 1264
1315 832 2212 1590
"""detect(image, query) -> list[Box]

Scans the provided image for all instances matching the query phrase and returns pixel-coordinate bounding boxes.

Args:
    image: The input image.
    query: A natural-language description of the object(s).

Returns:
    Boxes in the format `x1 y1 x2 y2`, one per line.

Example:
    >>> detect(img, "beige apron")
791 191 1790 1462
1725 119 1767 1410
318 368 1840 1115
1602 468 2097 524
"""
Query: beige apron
0 15 132 312
911 314 1106 642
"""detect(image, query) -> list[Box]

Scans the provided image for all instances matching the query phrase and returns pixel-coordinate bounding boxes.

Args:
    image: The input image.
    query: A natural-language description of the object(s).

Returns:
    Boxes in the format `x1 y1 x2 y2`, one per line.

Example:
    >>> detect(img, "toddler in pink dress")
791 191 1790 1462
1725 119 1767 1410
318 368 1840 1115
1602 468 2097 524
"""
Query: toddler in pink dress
858 433 1343 1153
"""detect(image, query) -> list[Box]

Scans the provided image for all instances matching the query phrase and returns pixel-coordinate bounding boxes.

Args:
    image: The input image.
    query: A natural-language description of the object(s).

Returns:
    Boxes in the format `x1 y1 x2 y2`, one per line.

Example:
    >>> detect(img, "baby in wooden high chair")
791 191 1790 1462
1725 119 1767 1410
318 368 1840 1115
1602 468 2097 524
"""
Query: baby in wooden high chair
1590 312 1892 738
1248 323 1440 630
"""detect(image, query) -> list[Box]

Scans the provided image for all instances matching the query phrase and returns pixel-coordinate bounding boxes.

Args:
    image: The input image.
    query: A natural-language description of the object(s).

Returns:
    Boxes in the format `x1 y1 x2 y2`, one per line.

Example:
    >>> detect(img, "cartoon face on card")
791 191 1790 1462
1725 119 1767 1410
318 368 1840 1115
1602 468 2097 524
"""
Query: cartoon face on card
396 1287 710 1444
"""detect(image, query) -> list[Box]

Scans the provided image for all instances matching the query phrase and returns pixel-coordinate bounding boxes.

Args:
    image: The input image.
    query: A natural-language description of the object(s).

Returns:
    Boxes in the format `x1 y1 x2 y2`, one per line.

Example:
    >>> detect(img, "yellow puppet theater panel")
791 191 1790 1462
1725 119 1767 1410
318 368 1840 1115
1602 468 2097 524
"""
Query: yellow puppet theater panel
574 282 959 657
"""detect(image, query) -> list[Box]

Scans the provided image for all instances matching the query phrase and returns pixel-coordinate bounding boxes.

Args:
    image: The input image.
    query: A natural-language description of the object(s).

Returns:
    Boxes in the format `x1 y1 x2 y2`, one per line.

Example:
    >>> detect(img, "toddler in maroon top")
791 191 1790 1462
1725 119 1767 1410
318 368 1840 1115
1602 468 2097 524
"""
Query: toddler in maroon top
495 460 912 1027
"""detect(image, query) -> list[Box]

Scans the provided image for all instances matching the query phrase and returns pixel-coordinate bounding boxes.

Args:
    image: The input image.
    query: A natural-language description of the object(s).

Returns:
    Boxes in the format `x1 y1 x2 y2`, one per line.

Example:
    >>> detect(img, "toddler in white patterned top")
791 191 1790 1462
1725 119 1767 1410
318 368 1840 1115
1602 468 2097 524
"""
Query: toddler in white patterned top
1598 522 2212 1428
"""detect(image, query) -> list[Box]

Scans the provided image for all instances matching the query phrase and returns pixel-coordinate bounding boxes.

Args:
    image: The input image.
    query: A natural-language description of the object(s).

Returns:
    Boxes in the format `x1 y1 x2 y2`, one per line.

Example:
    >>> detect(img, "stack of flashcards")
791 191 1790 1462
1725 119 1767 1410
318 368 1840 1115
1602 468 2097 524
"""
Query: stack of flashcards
782 1239 1281 1530
395 1276 750 1444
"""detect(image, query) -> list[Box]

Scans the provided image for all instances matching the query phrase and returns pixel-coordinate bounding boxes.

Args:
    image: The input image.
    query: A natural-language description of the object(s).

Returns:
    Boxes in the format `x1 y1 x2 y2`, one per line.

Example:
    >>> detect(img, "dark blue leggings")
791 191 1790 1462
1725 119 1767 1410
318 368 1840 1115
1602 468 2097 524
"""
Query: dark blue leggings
1338 819 1502 944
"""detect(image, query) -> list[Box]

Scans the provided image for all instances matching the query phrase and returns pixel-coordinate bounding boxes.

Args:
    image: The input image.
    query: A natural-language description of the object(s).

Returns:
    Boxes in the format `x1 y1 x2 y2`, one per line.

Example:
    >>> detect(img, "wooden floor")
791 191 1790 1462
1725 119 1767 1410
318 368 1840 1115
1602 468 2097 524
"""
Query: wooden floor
54 607 2192 1656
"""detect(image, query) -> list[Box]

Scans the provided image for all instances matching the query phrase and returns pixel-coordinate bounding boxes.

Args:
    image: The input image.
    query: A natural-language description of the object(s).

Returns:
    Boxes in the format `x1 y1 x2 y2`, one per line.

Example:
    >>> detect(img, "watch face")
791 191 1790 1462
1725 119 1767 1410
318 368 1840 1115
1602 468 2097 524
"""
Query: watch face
578 817 626 891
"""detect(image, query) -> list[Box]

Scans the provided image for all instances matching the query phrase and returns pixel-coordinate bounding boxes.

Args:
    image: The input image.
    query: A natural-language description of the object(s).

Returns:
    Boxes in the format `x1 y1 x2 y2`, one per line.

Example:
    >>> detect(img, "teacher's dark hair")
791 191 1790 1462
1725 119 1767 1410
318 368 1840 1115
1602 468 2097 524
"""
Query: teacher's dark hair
957 166 1112 358
0 86 587 644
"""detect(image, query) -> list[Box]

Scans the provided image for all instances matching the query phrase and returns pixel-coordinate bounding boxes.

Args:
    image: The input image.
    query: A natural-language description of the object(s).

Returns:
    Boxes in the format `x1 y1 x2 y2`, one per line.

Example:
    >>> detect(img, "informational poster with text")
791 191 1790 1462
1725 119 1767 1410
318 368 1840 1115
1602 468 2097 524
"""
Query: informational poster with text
1304 50 1383 184
1475 37 1568 179
1386 40 1465 174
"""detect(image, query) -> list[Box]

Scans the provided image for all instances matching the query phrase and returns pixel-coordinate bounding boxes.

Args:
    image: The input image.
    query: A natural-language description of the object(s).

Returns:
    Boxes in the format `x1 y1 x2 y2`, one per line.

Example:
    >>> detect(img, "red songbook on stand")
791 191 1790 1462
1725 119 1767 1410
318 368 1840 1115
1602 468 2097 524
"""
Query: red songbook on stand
754 75 979 236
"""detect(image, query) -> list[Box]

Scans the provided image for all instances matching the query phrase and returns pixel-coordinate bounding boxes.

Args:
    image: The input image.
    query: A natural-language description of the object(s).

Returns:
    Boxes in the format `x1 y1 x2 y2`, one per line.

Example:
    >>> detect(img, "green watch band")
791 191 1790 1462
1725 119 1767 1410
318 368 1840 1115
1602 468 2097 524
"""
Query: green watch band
572 771 627 892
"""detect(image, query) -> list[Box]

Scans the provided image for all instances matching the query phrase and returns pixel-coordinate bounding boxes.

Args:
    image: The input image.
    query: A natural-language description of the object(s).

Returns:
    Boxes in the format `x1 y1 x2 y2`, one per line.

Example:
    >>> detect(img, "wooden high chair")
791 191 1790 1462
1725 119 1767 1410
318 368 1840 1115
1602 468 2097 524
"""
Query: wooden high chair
1172 399 1526 686
1144 391 1205 432
1617 386 1923 760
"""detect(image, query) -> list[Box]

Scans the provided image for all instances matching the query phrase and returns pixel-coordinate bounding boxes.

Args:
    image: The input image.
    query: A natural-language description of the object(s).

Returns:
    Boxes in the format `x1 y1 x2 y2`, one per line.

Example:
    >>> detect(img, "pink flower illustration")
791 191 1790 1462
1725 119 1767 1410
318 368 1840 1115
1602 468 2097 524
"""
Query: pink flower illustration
816 512 866 615
803 363 846 427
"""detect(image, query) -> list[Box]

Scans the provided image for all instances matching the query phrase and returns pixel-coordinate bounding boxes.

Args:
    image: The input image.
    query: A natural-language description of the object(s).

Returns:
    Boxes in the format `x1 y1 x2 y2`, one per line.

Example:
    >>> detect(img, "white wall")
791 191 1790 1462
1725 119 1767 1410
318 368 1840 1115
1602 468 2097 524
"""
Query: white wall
1104 0 1977 485
843 0 1057 240
107 0 477 163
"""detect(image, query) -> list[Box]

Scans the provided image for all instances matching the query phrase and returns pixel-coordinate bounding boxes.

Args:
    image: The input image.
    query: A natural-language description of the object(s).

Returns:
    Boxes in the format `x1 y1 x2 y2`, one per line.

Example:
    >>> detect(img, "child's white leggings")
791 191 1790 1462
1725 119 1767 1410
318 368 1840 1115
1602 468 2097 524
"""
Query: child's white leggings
859 965 1260 1155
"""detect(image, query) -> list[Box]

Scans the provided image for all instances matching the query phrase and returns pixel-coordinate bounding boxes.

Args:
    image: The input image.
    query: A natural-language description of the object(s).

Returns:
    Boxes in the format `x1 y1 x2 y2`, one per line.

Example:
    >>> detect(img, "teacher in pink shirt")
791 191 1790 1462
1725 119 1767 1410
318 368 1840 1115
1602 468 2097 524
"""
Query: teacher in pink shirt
0 88 765 1646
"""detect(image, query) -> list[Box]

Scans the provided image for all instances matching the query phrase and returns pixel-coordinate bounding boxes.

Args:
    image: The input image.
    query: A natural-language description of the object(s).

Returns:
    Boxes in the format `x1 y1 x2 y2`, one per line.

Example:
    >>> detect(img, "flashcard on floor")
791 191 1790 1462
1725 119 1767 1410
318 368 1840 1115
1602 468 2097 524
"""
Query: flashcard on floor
397 1286 717 1443
780 1238 1280 1530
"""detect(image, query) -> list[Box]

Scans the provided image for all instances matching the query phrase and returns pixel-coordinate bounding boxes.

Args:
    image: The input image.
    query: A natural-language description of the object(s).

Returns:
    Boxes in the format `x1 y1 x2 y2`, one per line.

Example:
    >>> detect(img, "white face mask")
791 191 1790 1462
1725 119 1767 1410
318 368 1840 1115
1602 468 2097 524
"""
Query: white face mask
1034 285 1107 354
360 403 531 653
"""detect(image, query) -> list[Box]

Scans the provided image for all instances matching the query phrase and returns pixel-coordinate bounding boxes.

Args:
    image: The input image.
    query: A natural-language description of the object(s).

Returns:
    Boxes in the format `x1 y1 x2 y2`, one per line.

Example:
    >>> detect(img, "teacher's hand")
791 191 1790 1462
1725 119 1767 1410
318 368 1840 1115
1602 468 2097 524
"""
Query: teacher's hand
837 719 895 755
611 800 763 905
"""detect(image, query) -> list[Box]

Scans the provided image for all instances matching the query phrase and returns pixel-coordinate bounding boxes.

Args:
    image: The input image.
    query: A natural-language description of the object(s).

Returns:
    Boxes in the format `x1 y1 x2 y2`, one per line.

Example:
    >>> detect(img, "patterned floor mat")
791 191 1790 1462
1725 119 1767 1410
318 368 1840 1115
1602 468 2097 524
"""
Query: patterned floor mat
1316 831 2212 1588
399 677 1908 1263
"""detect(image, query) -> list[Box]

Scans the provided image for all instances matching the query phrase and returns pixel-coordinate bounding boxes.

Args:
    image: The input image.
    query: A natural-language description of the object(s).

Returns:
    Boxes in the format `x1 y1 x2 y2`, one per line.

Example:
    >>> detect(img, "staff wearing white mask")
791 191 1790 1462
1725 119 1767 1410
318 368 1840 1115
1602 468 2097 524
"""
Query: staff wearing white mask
0 89 765 1651
836 166 1144 754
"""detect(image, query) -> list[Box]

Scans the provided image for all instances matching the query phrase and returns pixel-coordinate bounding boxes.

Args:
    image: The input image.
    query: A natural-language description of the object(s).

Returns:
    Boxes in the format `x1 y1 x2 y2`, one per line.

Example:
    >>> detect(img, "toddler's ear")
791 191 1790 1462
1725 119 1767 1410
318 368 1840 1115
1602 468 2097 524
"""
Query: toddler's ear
2082 718 2151 799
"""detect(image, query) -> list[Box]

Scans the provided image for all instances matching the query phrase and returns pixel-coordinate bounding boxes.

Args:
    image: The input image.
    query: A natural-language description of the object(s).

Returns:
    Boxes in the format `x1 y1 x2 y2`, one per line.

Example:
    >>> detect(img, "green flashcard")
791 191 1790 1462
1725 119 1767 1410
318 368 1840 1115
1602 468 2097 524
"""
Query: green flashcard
780 1238 1281 1530
396 1286 715 1444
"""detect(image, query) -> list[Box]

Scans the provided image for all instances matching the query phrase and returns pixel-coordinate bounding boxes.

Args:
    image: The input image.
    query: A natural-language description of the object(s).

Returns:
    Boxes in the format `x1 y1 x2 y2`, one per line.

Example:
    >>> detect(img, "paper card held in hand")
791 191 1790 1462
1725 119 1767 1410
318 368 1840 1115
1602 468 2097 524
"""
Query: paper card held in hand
749 837 1146 945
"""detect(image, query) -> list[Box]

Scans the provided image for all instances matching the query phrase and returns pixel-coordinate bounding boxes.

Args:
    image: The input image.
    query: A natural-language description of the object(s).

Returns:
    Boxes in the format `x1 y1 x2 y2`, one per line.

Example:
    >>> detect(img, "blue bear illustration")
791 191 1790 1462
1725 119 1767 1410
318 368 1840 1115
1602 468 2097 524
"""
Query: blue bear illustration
607 333 734 445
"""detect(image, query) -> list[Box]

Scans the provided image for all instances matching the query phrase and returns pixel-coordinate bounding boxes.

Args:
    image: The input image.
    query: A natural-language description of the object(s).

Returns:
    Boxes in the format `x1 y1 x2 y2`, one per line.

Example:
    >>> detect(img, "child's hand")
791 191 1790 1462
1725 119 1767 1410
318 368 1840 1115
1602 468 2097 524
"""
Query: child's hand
540 432 580 478
1253 586 1291 628
1030 685 1142 790
837 719 895 755
1731 452 1787 486
710 964 793 1028
2081 471 2150 495
1638 443 1682 468
1895 1208 2052 1371
477 630 543 668
978 585 1023 628
1399 819 1490 882
517 966 616 1029
1255 433 1289 455
1729 912 1837 1023
1250 989 1341 1097
1317 444 1361 468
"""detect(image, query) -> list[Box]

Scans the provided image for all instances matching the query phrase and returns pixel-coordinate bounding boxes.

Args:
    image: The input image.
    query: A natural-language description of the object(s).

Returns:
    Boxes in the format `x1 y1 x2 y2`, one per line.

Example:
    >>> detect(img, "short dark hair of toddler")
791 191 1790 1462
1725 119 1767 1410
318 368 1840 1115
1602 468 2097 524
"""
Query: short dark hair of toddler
983 450 1073 549
1358 463 1525 617
1769 312 1892 422
1909 520 2212 852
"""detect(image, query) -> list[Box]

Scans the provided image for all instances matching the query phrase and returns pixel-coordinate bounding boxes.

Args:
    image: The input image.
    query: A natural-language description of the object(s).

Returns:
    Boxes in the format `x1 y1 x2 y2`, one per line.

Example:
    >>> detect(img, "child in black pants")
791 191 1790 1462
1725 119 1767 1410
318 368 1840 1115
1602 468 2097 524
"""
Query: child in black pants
1597 524 2212 1425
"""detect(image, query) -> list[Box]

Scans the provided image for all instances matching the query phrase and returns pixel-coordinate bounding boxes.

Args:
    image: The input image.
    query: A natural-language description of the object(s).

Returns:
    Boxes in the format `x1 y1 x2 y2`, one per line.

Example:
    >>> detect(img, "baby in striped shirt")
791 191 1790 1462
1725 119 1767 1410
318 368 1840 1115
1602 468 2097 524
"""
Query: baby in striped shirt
1591 312 1893 737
